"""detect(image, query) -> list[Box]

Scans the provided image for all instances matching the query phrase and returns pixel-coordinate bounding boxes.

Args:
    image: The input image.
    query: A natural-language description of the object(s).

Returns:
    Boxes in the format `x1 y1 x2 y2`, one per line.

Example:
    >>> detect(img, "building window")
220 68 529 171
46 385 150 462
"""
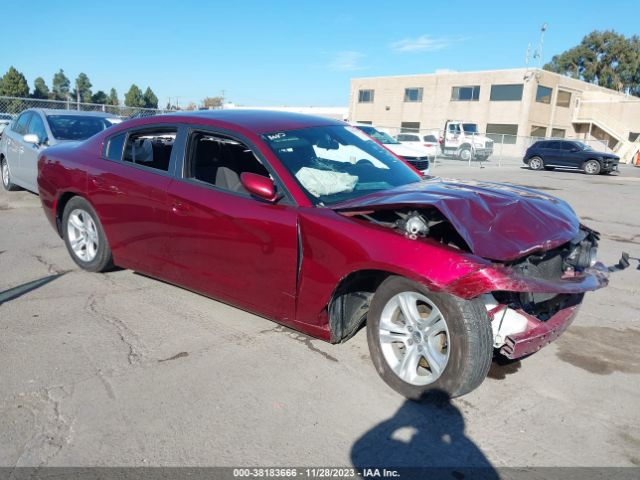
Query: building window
489 84 524 101
356 120 372 125
358 89 374 103
531 125 547 138
486 123 518 144
551 128 566 138
400 122 420 133
536 85 552 104
451 85 480 101
629 132 640 142
556 90 571 108
404 88 423 102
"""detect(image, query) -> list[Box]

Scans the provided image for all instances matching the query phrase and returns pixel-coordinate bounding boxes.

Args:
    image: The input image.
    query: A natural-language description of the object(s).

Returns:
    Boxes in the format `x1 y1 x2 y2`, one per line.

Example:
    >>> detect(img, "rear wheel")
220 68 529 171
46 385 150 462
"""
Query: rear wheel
583 159 601 175
528 156 544 170
366 276 493 400
1 157 20 191
62 196 113 272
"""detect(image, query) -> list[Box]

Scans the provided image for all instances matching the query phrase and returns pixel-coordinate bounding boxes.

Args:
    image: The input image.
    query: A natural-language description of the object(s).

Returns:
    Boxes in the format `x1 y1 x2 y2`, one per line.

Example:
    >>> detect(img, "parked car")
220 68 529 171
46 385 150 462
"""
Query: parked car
353 124 431 174
524 139 620 175
395 132 439 160
1 109 118 192
37 110 608 399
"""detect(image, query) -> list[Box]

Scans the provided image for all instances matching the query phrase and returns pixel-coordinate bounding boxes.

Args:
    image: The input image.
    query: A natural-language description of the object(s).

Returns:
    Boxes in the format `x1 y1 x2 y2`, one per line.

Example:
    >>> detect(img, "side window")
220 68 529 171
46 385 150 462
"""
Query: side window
186 131 269 195
547 141 561 150
560 142 576 151
14 112 32 135
123 127 176 172
104 133 126 161
28 114 47 142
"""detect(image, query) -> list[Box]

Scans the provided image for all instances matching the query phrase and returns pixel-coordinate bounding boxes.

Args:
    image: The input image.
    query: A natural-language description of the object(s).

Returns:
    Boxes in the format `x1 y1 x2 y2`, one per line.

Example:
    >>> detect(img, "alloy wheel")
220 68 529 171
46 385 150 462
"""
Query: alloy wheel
529 157 542 170
66 209 99 262
378 291 450 386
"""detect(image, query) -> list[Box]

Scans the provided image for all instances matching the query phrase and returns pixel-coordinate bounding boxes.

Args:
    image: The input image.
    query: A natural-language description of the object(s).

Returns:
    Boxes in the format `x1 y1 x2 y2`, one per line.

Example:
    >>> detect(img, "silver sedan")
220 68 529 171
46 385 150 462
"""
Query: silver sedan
0 108 118 193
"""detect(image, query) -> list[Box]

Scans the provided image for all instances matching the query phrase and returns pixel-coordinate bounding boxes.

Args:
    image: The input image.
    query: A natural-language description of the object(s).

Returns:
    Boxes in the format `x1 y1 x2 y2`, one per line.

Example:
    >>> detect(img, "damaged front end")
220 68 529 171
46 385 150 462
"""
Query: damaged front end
481 226 605 359
337 200 607 360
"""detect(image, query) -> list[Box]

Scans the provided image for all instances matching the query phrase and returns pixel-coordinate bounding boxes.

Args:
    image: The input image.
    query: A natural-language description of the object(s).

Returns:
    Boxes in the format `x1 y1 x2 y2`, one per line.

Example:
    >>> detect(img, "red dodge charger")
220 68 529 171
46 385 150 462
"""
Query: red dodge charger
36 110 608 399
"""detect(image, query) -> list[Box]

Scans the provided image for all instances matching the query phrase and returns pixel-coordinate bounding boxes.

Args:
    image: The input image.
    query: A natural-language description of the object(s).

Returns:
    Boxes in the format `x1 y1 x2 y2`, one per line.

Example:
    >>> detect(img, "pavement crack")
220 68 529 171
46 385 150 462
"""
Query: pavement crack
267 325 339 363
5 386 73 467
32 254 69 275
86 295 146 366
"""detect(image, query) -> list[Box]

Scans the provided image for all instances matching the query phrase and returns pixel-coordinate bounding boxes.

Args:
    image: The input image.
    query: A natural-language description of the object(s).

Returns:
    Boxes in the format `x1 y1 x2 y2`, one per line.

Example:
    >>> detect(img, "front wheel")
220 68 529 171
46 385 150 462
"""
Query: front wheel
583 159 601 175
366 276 493 400
62 196 113 272
1 157 20 191
458 147 472 161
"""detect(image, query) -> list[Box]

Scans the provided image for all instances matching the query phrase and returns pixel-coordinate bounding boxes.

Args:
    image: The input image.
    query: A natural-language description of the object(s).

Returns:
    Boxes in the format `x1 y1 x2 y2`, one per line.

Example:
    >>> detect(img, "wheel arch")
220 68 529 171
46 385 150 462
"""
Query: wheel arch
55 191 87 236
327 269 396 344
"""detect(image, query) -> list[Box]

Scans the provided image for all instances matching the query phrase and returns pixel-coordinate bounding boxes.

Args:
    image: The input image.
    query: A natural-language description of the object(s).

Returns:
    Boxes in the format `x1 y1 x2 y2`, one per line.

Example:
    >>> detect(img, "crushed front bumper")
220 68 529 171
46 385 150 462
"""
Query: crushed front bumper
498 303 581 359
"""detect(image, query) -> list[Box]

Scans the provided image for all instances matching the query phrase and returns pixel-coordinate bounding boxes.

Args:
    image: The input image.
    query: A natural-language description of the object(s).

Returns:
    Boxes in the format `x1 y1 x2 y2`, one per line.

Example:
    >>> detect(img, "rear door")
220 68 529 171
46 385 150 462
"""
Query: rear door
89 125 180 276
165 127 299 322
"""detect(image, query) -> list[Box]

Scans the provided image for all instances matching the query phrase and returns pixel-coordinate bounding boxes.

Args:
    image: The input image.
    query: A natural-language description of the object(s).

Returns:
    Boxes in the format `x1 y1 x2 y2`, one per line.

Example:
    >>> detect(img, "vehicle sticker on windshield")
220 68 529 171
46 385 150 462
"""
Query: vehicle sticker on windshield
266 132 287 141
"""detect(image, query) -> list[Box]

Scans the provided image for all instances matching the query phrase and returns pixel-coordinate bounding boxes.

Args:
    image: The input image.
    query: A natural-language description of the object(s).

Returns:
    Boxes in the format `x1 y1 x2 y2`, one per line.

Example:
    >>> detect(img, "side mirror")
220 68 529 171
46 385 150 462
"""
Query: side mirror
240 172 281 203
23 133 41 145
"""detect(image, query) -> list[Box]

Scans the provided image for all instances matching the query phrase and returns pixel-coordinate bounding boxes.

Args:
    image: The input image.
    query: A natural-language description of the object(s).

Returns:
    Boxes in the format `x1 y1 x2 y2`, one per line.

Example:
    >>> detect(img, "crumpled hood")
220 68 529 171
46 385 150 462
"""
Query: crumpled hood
332 178 580 261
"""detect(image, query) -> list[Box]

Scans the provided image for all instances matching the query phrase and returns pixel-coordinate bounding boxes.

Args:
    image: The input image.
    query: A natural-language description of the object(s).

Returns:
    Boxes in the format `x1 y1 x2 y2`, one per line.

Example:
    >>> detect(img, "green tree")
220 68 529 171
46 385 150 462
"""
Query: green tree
142 87 158 108
52 69 71 100
0 66 29 97
73 73 93 103
32 77 50 99
108 88 119 106
544 30 640 96
91 90 109 105
202 96 223 109
124 84 145 107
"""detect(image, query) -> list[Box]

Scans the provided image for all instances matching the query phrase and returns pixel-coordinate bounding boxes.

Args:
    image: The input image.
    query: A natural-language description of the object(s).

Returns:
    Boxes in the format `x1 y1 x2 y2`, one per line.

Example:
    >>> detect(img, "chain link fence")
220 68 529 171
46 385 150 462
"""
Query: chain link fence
375 125 611 170
0 95 168 119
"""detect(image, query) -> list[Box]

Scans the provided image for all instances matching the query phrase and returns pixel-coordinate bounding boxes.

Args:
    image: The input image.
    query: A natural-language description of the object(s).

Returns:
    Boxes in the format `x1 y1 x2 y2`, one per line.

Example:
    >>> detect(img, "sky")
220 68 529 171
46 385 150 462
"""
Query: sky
1 0 638 108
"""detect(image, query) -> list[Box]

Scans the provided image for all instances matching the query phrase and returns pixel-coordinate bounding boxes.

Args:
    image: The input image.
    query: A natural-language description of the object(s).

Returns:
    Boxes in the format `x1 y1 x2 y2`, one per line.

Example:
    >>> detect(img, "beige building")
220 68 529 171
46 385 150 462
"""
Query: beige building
349 68 640 162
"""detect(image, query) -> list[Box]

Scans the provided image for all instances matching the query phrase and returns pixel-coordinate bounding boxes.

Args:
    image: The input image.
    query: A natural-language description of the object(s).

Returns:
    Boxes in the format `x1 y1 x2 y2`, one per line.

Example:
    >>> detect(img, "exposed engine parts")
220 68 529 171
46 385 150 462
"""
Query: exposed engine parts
354 208 470 250
396 211 429 239
564 227 599 271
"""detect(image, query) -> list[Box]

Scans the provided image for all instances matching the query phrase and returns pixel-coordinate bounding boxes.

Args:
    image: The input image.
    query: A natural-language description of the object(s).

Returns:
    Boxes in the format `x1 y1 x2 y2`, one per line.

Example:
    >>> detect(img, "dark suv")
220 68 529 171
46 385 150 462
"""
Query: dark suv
523 140 619 175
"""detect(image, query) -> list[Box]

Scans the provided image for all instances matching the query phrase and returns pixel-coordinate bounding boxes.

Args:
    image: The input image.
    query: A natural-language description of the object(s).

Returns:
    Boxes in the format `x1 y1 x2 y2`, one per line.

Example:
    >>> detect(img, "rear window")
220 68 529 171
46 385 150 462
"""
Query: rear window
47 115 112 141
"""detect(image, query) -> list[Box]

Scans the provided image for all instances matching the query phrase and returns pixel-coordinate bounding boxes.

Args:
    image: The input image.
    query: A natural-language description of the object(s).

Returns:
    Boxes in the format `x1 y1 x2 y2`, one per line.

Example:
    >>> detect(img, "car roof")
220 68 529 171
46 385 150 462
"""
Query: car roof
29 108 117 118
164 109 345 134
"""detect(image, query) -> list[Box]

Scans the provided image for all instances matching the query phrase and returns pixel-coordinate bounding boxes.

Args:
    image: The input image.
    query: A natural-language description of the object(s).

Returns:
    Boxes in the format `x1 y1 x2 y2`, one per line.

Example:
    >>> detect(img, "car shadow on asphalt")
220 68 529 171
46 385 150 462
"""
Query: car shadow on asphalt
350 390 498 479
0 272 68 305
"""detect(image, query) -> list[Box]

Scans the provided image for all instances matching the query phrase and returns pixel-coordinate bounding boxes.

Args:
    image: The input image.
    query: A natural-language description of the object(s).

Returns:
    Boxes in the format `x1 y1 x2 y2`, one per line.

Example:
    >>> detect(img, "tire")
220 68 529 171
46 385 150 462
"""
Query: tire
366 276 493 400
458 146 472 162
583 159 601 175
528 156 544 170
1 157 20 191
62 196 113 272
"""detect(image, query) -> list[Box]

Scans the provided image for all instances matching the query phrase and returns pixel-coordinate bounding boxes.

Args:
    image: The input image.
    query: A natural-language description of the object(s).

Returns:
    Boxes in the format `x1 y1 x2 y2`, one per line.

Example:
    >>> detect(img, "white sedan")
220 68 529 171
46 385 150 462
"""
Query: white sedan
396 132 439 160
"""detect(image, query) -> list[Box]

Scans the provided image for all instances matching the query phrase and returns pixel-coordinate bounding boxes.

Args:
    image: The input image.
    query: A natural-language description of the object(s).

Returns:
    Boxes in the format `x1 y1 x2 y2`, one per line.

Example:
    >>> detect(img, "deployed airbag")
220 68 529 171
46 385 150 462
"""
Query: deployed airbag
296 167 358 198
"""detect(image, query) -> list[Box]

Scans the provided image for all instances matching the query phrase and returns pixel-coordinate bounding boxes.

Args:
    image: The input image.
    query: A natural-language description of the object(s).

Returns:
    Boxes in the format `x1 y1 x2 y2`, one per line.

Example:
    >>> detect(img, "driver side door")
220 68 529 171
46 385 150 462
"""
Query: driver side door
166 127 299 323
21 112 49 191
